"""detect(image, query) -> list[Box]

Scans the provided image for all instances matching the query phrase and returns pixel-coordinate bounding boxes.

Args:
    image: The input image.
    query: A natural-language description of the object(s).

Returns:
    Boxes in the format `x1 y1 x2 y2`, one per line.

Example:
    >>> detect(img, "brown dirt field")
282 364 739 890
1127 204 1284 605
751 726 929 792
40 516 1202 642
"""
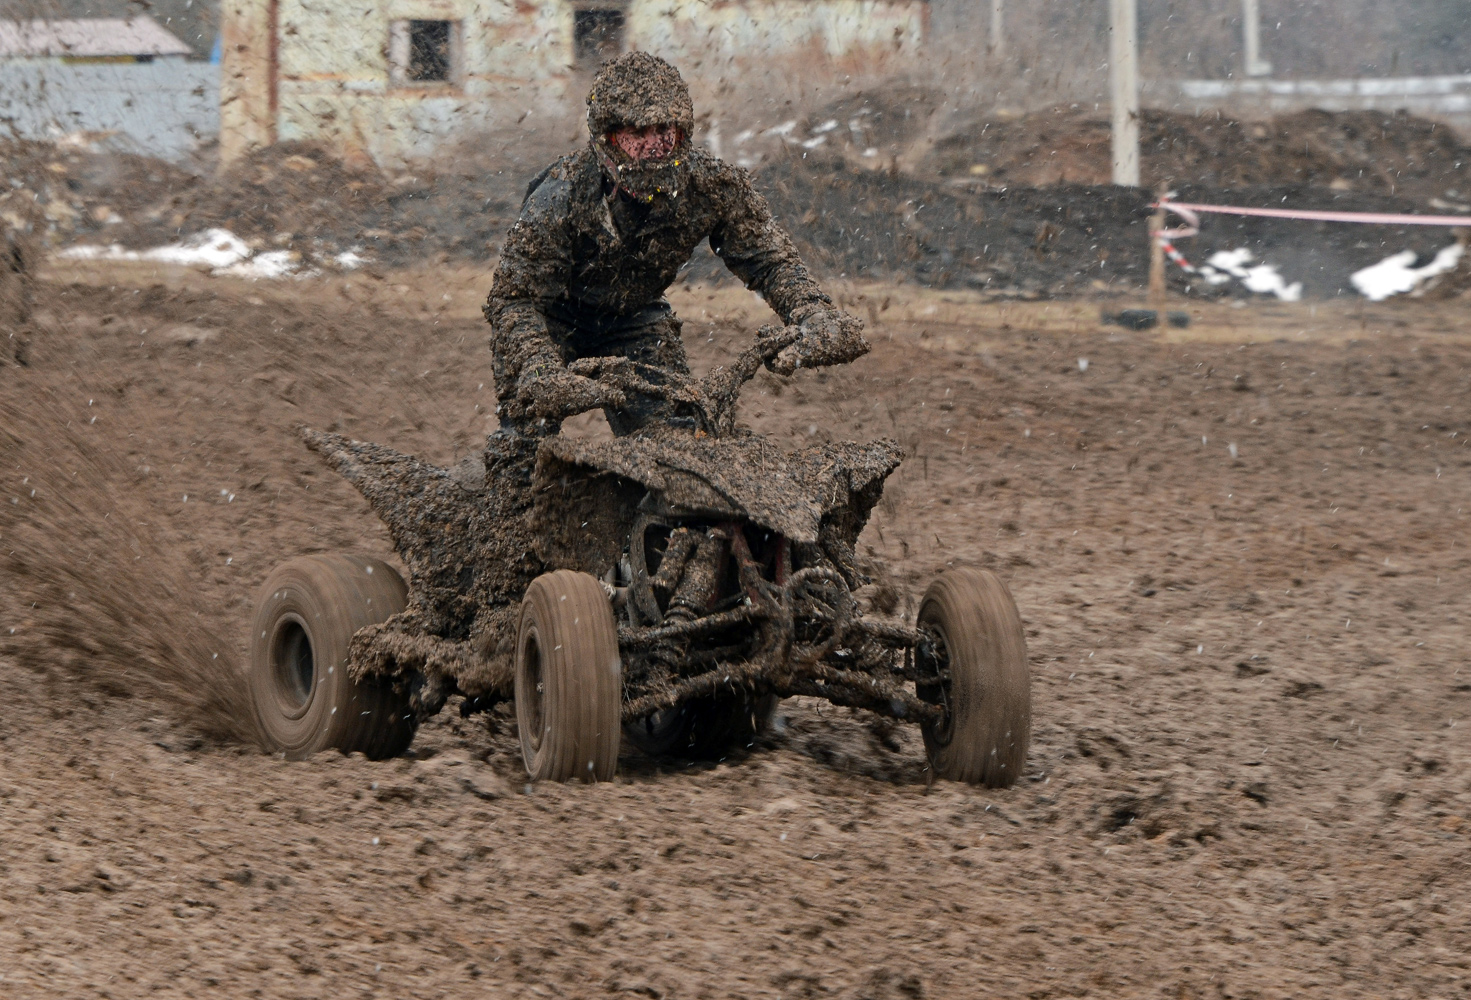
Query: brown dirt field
2 262 1470 999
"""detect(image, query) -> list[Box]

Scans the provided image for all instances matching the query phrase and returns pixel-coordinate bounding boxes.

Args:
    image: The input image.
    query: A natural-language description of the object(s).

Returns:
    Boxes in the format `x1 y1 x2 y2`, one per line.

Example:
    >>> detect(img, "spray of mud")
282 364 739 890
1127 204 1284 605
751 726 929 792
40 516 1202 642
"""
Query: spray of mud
0 390 257 743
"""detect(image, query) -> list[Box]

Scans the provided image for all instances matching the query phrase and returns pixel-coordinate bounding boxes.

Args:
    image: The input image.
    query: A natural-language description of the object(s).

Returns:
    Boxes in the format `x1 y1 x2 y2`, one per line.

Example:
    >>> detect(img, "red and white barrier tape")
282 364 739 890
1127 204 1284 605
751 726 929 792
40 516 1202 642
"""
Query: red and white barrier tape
1149 199 1469 278
1153 201 1471 228
1157 238 1196 273
1154 202 1201 240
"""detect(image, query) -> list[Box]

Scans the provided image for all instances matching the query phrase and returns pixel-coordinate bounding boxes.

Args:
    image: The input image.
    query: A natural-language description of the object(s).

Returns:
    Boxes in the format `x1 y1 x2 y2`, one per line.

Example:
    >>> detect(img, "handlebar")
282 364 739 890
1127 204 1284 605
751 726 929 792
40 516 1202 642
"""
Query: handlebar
565 325 803 435
561 321 862 437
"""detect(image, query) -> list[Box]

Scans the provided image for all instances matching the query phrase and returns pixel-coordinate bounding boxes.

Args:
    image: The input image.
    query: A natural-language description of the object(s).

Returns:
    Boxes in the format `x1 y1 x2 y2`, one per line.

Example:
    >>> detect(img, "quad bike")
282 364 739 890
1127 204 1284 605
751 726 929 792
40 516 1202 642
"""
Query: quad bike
247 325 1031 786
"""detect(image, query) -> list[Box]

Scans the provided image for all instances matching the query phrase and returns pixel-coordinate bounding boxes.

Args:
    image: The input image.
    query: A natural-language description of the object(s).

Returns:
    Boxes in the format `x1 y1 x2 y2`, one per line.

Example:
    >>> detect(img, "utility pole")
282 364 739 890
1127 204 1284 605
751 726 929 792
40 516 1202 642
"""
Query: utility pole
990 0 1004 58
1110 0 1140 186
1242 0 1272 76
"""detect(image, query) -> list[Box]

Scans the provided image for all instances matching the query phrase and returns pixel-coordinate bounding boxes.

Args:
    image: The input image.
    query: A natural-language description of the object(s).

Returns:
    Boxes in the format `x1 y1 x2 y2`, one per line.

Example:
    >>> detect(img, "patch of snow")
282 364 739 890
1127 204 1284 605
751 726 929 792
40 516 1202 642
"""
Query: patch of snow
1205 249 1302 301
143 229 253 269
55 243 109 261
60 228 250 269
58 229 322 279
1194 264 1234 286
1350 244 1464 301
215 250 301 279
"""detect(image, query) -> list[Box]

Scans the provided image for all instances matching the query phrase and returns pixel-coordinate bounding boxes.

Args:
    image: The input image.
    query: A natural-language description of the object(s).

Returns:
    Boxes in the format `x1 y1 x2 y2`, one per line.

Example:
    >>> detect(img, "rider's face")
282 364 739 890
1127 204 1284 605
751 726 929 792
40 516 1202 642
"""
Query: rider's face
607 124 682 161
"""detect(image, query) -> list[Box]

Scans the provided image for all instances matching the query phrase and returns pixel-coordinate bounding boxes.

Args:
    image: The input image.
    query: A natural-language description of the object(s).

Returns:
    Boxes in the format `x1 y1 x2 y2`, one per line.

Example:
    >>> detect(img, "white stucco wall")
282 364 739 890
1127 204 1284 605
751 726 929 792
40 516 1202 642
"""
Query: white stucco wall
0 60 217 162
273 0 575 162
1178 75 1471 133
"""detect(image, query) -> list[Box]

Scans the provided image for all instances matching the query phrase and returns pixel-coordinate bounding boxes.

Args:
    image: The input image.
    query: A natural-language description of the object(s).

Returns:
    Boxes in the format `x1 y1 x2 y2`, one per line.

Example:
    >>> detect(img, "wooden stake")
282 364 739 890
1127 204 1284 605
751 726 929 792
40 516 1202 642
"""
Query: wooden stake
1148 205 1167 307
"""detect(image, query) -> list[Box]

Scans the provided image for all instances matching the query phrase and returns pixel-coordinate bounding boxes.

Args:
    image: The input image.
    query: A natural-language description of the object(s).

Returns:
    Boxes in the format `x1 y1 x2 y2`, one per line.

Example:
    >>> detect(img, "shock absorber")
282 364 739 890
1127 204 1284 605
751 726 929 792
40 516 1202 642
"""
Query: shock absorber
664 529 726 624
645 529 727 676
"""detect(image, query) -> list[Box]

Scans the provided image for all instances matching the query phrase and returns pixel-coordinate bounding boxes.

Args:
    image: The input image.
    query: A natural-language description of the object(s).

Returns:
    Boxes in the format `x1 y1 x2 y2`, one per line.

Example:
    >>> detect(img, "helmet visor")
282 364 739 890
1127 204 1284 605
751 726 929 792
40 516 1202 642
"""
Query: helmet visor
607 124 684 162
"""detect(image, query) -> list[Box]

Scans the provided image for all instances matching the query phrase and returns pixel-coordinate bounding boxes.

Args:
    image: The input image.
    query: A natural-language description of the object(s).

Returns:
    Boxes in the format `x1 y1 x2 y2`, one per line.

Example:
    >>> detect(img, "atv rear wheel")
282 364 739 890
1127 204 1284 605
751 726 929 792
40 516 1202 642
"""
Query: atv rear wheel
515 570 621 782
624 692 779 759
916 568 1030 787
248 554 416 760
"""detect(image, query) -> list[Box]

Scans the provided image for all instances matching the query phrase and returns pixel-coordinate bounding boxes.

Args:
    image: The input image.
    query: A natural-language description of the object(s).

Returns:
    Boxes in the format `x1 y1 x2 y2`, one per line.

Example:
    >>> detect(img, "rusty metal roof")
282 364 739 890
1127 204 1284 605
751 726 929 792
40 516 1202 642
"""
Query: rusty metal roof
0 16 193 58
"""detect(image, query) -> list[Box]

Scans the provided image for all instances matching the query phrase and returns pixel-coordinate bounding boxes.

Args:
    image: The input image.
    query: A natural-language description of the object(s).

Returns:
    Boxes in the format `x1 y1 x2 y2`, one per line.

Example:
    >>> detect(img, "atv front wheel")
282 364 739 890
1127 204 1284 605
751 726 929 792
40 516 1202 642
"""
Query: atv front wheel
916 568 1031 787
515 570 621 782
248 554 416 760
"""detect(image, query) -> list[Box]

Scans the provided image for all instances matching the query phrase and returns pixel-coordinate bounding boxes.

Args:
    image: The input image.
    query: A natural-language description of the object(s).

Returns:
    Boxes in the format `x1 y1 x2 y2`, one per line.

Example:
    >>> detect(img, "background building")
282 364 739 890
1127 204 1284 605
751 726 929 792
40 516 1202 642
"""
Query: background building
218 0 928 166
12 0 217 57
0 14 215 161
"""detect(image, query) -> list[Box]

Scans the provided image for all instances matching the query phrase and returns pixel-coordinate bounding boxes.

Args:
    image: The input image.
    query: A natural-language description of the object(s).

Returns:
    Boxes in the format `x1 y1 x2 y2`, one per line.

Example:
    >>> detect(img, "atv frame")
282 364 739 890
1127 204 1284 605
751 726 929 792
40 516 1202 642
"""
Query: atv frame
247 326 1031 786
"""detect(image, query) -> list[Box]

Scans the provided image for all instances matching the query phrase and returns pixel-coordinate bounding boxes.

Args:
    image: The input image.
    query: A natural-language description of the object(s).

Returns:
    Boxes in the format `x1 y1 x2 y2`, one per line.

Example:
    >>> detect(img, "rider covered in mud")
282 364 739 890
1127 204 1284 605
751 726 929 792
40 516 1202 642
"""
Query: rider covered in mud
484 52 865 436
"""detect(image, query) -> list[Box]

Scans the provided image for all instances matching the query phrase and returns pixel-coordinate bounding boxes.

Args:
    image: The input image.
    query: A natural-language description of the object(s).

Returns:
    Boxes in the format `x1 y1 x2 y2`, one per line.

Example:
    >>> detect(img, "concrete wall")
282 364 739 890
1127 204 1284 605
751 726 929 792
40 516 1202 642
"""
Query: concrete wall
0 60 217 162
628 0 923 76
220 0 926 168
1178 75 1471 133
629 0 924 115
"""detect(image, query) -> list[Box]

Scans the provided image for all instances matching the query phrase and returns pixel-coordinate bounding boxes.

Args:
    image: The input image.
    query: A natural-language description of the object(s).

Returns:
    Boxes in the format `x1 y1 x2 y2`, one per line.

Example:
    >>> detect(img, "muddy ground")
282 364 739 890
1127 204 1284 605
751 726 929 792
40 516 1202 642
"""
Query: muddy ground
2 263 1470 998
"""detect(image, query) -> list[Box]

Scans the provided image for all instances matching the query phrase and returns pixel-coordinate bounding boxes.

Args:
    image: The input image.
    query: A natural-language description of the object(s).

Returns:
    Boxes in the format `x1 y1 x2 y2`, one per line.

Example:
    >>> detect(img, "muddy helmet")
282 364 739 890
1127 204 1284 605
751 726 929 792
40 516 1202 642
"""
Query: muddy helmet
587 52 695 138
587 52 695 203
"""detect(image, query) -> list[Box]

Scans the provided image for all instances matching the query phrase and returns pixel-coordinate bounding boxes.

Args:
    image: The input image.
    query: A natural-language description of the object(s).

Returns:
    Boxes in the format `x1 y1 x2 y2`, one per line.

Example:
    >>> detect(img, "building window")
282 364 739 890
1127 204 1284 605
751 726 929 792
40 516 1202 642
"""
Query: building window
389 19 461 87
573 5 624 68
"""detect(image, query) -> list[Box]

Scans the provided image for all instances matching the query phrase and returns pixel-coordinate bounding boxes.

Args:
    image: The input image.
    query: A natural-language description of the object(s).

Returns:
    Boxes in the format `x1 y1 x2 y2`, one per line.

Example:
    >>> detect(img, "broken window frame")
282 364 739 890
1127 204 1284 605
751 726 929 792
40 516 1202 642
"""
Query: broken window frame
388 18 463 89
572 1 627 69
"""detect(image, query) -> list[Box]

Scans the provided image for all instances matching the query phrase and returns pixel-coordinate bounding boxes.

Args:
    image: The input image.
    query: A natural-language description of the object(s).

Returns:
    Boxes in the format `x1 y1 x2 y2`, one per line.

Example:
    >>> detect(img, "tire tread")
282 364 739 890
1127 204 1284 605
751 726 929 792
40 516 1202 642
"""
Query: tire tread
248 554 415 760
918 568 1031 787
517 570 621 782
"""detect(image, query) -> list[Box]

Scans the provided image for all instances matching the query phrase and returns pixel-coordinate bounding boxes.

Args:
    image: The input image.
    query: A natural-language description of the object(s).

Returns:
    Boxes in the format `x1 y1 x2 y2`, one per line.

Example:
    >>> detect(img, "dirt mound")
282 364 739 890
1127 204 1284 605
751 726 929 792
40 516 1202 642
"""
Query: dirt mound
926 106 1471 202
140 142 390 249
725 152 1460 298
741 153 1149 293
9 106 1469 298
794 84 947 164
144 142 520 261
0 137 197 244
0 138 524 268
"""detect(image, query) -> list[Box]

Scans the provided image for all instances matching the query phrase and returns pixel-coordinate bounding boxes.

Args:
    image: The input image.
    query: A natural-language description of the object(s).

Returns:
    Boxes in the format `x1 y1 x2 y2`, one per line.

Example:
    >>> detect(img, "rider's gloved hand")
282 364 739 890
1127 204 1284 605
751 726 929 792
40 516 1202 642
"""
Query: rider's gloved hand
769 309 869 376
517 368 627 420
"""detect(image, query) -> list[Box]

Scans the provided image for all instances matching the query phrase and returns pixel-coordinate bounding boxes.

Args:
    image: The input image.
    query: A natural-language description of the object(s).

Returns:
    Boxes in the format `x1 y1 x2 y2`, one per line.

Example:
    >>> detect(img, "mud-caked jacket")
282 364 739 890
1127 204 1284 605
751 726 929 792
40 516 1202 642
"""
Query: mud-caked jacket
484 147 832 394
